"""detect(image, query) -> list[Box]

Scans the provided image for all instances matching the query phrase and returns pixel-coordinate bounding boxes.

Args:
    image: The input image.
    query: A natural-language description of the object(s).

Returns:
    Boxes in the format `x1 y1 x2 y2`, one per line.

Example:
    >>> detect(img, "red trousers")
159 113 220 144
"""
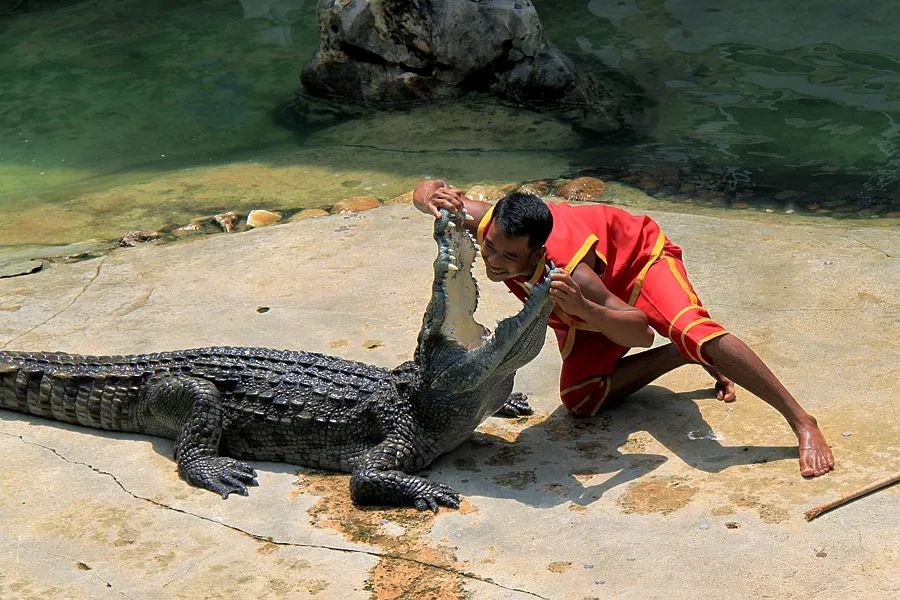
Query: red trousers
559 245 727 416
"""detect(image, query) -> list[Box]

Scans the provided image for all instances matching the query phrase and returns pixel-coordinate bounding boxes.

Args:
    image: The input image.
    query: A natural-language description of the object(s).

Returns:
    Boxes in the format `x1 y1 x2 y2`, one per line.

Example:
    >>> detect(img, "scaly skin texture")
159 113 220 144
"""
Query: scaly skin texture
0 210 556 511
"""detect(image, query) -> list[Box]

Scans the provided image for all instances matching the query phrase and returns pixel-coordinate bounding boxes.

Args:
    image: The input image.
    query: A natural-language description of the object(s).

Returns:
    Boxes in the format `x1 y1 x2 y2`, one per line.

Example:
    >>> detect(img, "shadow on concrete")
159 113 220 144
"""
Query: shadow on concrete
427 384 797 508
1 379 798 511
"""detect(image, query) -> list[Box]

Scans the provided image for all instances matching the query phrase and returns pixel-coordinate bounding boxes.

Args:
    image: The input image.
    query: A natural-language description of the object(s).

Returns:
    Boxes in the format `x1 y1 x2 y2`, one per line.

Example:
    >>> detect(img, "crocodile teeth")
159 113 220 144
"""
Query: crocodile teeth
447 264 459 272
465 213 475 221
447 221 457 228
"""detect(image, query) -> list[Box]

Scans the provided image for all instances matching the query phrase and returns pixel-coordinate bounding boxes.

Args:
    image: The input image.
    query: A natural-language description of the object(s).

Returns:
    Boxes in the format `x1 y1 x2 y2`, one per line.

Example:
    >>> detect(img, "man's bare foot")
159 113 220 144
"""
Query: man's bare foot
796 419 835 477
702 365 736 402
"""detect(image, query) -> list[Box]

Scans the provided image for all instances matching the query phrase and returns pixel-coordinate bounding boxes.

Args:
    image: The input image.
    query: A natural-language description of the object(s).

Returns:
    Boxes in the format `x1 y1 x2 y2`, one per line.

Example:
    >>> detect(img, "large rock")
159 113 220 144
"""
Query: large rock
299 0 621 131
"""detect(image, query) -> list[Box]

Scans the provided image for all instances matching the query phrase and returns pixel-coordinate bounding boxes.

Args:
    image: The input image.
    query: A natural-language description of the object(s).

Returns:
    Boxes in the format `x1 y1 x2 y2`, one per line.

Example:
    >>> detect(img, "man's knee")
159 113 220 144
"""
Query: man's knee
559 376 612 417
695 331 737 364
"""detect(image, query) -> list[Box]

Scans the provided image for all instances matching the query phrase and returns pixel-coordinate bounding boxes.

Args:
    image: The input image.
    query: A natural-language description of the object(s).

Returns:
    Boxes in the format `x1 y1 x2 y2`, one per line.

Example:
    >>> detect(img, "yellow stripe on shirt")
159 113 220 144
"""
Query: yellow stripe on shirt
680 317 713 362
565 234 600 273
666 305 707 340
476 204 495 246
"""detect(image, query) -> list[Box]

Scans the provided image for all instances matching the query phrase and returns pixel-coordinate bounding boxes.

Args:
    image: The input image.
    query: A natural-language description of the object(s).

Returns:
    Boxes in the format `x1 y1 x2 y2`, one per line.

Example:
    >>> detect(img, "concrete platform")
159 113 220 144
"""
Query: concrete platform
0 204 897 599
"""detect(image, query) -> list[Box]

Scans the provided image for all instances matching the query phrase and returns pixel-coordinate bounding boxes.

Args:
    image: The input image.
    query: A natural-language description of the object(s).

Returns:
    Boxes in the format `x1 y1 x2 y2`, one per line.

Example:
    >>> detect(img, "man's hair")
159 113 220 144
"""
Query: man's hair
493 192 553 250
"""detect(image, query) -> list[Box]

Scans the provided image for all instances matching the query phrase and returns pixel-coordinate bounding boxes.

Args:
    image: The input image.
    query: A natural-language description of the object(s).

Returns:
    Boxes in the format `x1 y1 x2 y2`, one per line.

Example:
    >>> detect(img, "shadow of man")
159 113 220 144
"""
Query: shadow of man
430 383 796 508
633 385 797 474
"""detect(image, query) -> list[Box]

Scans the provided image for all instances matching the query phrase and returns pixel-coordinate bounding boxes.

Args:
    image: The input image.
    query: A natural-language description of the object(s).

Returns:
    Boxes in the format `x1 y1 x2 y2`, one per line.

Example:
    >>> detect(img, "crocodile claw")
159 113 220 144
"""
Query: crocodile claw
180 457 258 499
494 392 534 417
413 480 461 513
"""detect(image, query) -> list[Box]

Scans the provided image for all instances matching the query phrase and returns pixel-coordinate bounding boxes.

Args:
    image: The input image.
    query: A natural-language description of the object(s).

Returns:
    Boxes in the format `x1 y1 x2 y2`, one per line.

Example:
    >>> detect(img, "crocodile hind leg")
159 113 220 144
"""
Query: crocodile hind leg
143 376 257 498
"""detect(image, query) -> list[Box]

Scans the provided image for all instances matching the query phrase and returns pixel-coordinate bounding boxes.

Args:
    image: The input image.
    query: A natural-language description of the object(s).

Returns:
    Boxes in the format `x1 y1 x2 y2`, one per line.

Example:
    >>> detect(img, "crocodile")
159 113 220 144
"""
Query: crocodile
0 209 556 511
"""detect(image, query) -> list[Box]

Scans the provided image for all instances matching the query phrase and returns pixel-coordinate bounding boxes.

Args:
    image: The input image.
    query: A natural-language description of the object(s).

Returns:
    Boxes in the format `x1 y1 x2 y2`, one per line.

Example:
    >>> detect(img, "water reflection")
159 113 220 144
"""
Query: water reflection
538 0 900 200
238 0 312 45
0 0 318 199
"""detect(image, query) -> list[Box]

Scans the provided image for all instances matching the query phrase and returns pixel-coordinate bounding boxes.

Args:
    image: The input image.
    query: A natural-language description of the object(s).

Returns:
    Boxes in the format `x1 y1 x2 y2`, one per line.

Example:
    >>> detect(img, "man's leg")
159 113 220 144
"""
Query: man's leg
603 343 687 405
700 334 834 477
636 252 834 478
603 344 735 405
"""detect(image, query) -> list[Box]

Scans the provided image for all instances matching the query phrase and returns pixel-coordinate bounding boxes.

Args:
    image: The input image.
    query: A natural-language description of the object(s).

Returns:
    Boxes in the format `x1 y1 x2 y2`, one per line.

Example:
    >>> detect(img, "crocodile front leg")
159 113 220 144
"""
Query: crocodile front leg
349 434 460 512
143 376 257 498
493 392 534 417
351 468 460 512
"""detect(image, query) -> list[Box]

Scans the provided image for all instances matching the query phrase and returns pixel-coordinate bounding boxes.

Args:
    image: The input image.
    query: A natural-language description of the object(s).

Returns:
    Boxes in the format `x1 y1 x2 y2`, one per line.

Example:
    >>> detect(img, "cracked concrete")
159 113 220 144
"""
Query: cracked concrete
0 204 898 599
1 257 107 350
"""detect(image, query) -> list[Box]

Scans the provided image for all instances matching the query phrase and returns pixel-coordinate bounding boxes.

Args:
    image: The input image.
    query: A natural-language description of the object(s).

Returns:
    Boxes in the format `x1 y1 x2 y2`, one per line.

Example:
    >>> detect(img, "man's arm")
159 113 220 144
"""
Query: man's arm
412 180 491 235
550 263 655 348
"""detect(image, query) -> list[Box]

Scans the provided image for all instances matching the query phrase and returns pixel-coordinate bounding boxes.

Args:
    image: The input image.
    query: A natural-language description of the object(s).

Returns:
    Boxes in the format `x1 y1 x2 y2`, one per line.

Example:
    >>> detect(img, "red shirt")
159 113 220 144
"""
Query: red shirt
477 202 667 357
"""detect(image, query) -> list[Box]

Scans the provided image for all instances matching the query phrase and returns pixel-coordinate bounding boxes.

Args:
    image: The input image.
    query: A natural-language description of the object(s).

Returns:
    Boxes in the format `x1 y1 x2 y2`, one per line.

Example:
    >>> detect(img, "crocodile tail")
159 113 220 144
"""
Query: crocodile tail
0 352 144 431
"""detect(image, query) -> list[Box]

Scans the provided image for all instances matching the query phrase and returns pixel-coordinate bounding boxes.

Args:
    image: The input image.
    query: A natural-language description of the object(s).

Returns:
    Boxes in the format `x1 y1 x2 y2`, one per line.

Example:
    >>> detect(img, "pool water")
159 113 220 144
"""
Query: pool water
1 0 897 261
539 0 900 206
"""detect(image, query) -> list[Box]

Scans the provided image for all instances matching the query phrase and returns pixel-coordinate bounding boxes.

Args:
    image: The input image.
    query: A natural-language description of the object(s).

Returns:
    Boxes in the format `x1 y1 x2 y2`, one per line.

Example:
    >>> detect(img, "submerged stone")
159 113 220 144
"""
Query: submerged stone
518 180 554 196
331 196 380 214
118 231 162 247
214 211 243 233
465 185 505 203
383 190 414 206
0 259 44 279
554 177 607 202
289 208 329 221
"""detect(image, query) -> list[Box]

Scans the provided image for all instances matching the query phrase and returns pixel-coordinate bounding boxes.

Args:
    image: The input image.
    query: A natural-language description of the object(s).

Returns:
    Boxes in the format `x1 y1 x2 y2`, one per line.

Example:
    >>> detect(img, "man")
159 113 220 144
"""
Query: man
412 178 834 478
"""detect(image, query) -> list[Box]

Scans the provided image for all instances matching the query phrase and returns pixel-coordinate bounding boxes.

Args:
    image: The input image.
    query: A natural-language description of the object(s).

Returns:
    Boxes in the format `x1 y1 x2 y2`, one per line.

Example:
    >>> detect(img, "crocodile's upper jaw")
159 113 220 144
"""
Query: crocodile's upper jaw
416 209 552 393
435 210 483 349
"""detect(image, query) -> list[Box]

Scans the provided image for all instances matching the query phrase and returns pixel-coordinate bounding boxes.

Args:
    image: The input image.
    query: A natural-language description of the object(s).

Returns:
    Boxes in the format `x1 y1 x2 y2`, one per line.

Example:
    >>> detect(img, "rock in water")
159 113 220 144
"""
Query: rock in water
246 210 283 228
331 196 380 214
555 177 607 202
299 0 625 132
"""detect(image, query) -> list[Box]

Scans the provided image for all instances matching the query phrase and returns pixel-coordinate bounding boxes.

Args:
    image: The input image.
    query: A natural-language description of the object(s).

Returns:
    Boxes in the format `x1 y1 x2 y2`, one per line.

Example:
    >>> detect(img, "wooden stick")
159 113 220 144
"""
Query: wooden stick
804 471 900 521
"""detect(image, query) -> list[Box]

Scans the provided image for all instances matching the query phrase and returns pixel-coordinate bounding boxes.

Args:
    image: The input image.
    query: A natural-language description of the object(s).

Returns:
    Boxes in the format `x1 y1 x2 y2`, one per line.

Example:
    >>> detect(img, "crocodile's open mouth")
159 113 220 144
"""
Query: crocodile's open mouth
435 211 485 350
420 209 554 392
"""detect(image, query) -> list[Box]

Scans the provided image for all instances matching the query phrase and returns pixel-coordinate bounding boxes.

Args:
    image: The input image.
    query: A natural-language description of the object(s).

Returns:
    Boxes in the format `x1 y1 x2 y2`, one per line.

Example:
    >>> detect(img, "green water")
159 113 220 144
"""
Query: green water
538 0 900 204
0 0 316 196
1 0 897 259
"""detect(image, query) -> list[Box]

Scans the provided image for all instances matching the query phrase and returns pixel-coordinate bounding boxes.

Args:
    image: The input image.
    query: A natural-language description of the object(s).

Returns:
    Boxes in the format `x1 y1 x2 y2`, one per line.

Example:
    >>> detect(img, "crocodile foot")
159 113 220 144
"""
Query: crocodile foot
350 469 460 512
179 456 258 499
411 479 461 512
494 392 534 417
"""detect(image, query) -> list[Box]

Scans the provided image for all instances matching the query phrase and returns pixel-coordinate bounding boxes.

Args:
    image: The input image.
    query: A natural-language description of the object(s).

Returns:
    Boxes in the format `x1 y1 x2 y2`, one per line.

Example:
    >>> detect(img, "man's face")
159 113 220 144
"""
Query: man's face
481 226 544 282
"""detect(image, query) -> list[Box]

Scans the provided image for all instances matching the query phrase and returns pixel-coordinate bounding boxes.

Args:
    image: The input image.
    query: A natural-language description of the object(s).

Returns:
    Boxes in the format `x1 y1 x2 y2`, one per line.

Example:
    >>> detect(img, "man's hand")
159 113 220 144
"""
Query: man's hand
549 270 589 316
413 180 467 218
426 187 465 217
